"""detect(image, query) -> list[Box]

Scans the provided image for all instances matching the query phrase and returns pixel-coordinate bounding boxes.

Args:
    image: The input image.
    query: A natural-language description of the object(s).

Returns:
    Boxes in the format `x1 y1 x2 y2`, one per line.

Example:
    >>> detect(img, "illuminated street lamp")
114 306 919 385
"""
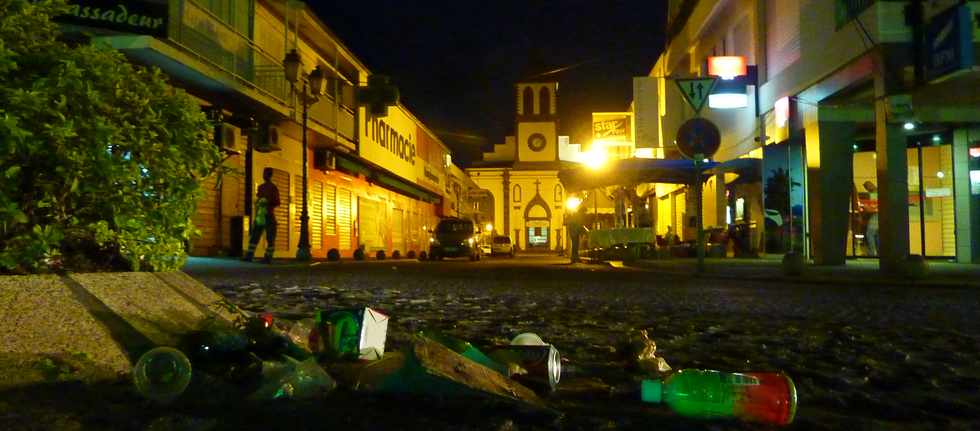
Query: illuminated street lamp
565 196 582 211
283 49 325 261
484 223 493 233
583 142 608 170
708 79 748 109
706 56 754 110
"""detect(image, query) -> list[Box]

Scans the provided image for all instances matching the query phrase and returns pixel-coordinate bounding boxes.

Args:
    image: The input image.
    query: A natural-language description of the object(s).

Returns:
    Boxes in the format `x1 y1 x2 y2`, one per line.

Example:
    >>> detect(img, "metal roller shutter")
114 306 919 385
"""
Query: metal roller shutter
311 180 323 249
338 188 352 250
358 197 383 252
271 169 290 252
191 176 219 252
324 183 336 236
392 208 404 253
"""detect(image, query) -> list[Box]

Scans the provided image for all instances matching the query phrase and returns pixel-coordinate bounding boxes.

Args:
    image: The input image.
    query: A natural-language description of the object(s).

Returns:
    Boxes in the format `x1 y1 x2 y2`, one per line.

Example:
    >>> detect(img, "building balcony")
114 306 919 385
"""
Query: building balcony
834 0 914 43
78 0 292 118
305 90 357 147
167 0 289 104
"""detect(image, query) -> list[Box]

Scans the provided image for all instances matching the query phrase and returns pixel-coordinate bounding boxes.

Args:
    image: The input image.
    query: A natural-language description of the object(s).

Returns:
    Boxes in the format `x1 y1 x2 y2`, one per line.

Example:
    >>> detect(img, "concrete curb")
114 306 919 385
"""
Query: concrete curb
620 261 980 289
0 272 241 390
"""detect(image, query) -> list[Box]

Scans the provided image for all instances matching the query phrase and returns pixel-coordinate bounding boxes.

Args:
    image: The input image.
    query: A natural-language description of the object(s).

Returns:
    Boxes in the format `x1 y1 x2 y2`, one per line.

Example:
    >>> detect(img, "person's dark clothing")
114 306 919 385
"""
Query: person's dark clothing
244 180 280 262
257 182 280 223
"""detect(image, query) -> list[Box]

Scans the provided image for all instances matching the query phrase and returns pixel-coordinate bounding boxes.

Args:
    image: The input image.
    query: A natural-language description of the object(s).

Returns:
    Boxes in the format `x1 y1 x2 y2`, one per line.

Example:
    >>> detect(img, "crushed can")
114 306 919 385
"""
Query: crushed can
487 344 561 392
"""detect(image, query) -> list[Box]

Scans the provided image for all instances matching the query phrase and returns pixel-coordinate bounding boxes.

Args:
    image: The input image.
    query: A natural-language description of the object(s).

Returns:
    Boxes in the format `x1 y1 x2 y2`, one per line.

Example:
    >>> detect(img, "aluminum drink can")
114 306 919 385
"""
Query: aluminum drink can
487 345 561 391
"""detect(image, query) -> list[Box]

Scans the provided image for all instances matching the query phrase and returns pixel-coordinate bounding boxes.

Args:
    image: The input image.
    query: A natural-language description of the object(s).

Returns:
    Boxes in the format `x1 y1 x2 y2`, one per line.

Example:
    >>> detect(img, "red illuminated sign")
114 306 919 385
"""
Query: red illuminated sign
707 56 747 80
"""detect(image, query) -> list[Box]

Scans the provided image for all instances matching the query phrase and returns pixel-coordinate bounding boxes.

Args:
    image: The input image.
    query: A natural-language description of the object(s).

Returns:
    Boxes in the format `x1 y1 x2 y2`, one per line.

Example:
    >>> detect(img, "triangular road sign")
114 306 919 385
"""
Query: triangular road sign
674 78 717 114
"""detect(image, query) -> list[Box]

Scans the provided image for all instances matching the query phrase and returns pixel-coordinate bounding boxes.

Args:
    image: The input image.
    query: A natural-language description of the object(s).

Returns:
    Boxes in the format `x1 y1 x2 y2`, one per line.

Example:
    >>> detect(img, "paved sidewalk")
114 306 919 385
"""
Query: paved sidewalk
623 256 980 288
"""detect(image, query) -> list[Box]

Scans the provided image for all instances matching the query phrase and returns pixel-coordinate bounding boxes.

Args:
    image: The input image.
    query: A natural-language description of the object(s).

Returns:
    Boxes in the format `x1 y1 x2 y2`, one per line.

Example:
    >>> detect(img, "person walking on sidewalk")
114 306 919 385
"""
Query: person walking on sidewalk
566 203 585 263
243 168 280 264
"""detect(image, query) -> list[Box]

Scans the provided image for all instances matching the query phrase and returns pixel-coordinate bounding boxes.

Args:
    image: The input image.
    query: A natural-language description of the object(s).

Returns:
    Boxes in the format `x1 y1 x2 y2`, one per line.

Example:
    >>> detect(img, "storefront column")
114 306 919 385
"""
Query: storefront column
874 99 910 273
714 174 727 232
649 193 658 231
952 128 978 263
805 111 854 265
684 186 698 241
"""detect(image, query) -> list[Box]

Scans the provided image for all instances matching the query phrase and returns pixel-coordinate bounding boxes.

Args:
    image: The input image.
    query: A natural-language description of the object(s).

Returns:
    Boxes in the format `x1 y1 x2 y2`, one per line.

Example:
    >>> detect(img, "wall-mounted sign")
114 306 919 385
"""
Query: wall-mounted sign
674 78 718 114
925 4 975 82
416 125 446 193
360 106 417 183
57 0 168 37
592 113 632 141
706 56 747 80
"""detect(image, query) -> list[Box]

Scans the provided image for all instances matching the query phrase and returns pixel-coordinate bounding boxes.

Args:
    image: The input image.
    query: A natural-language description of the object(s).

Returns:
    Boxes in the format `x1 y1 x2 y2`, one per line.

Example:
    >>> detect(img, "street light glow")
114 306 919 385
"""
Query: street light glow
565 196 582 211
485 223 493 232
903 121 916 131
582 142 608 170
580 142 607 171
708 93 748 109
707 56 747 80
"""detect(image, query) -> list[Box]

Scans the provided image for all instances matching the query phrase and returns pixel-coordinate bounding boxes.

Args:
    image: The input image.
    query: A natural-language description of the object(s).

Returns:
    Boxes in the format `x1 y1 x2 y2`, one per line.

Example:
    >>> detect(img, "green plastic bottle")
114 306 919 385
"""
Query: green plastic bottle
641 369 797 426
133 347 193 403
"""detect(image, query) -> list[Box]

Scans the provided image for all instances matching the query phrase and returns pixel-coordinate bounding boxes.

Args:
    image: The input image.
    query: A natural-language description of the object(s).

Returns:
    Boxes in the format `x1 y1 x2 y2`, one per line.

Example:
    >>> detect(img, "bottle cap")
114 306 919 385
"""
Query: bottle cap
640 379 662 403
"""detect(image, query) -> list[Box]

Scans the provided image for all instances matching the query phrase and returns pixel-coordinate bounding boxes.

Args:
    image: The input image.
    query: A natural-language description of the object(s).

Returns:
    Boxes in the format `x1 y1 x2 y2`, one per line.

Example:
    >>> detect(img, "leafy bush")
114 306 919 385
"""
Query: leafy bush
0 0 220 273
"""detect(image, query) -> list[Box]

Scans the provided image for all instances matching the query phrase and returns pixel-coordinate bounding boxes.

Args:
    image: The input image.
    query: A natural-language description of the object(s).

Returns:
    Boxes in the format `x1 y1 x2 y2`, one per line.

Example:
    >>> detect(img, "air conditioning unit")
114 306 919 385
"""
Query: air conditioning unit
314 149 336 171
255 124 282 153
218 124 240 154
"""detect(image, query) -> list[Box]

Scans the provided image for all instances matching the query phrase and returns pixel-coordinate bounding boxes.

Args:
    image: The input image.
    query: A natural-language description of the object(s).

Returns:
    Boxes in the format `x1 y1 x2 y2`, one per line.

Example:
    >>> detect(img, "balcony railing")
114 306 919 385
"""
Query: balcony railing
307 93 356 143
169 0 288 103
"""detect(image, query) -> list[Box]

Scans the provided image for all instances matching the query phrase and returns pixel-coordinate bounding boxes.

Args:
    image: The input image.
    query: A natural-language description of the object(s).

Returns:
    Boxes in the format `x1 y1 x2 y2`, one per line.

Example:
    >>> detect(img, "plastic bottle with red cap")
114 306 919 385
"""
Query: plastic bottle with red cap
641 369 797 426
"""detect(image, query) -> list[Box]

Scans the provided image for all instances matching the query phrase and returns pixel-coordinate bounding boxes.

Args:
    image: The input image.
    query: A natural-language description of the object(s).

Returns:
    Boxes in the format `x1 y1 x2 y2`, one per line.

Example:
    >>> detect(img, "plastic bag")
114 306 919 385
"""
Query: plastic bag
249 356 337 400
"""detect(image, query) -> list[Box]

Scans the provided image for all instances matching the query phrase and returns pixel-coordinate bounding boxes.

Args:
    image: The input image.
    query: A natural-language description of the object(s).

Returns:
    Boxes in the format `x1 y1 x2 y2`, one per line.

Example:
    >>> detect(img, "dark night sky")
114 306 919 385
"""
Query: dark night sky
313 1 666 166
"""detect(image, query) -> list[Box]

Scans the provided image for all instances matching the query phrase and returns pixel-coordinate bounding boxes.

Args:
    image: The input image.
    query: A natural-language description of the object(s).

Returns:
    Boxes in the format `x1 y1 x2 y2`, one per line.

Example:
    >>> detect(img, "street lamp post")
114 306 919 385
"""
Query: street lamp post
283 49 325 261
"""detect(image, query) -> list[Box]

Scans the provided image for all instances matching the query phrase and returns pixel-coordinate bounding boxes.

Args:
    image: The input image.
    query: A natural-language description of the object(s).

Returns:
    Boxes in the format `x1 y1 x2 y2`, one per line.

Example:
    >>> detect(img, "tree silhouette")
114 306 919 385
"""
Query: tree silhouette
764 168 800 217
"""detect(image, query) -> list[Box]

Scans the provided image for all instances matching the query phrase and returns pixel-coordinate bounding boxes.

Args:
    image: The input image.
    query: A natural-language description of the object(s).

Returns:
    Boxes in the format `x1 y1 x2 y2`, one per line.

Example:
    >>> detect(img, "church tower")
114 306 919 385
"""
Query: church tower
515 81 559 163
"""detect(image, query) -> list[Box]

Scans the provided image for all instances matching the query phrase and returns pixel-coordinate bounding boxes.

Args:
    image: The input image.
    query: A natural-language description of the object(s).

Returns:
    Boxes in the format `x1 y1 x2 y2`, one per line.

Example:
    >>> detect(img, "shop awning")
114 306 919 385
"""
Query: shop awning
336 154 441 204
336 155 373 178
705 158 762 184
558 157 761 192
375 173 442 204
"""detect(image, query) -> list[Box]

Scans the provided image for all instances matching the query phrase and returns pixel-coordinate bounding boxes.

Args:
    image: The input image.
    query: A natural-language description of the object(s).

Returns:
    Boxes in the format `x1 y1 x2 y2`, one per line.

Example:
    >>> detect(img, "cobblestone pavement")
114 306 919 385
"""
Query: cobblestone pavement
180 255 980 431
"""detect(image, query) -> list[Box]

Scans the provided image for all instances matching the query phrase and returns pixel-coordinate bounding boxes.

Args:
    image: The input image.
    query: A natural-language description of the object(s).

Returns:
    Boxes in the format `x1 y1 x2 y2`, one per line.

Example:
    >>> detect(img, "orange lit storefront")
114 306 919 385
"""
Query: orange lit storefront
299 104 449 258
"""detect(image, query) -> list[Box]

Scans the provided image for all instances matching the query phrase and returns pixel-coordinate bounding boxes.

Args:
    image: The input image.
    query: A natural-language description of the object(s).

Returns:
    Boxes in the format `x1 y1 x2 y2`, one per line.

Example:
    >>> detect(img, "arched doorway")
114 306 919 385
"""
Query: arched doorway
524 193 551 250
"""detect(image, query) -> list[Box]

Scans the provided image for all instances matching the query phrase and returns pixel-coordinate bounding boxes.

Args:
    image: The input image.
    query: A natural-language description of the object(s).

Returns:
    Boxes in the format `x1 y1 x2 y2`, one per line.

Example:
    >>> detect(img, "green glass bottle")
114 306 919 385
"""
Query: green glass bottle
641 369 797 426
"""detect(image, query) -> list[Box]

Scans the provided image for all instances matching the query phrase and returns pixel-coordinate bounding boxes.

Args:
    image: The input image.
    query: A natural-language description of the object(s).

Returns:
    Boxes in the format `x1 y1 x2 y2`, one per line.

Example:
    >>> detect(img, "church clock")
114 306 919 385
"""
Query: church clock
528 133 546 152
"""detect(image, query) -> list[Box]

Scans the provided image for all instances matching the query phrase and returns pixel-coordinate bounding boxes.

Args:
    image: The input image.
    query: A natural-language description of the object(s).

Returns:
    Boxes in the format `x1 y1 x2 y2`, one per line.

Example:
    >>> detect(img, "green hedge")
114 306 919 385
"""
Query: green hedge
0 0 221 273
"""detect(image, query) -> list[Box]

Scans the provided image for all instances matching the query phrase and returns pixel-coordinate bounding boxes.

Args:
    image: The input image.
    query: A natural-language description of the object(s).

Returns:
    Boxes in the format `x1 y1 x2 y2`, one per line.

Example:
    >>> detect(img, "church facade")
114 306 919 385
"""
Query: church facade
466 81 570 252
